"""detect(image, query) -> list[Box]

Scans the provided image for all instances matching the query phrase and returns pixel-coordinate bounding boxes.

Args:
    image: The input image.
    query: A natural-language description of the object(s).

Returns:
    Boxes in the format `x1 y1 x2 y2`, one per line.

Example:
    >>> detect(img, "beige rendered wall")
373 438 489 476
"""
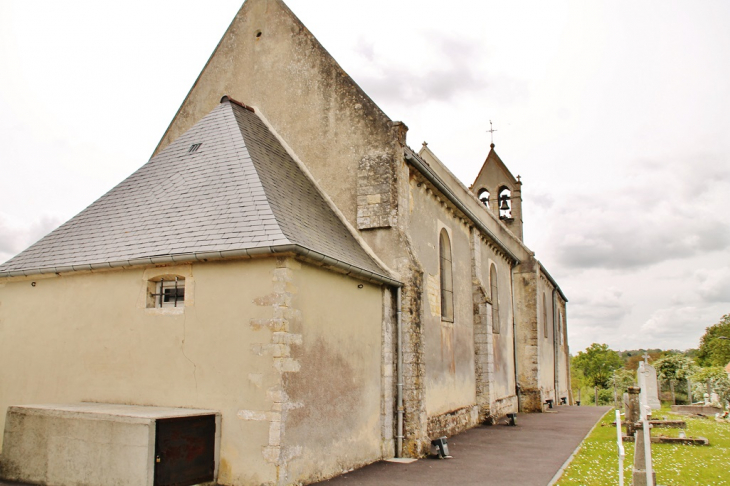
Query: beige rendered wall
407 175 476 418
0 259 277 484
0 257 385 486
281 262 384 484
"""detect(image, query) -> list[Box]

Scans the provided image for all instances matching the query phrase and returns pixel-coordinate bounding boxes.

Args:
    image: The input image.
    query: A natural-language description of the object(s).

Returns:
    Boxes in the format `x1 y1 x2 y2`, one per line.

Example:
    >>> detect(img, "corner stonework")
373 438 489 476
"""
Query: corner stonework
238 257 304 485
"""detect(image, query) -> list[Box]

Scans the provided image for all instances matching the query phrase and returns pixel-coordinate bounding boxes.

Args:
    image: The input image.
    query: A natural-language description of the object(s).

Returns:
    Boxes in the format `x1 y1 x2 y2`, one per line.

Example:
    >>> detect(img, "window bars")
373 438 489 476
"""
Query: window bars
151 277 185 308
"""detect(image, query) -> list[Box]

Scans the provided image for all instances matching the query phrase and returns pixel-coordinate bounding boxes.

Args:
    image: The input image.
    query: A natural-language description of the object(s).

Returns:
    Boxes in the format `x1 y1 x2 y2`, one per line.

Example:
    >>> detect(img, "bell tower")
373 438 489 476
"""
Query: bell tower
470 143 523 241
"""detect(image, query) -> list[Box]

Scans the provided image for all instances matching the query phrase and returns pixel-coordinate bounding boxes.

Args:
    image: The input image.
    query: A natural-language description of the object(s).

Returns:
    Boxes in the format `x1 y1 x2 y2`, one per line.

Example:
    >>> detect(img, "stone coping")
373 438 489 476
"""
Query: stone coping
9 403 219 423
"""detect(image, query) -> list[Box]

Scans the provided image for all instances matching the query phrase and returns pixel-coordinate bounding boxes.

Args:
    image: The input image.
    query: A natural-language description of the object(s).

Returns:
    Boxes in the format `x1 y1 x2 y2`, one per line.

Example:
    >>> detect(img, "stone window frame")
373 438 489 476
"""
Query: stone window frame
439 228 454 323
490 263 500 334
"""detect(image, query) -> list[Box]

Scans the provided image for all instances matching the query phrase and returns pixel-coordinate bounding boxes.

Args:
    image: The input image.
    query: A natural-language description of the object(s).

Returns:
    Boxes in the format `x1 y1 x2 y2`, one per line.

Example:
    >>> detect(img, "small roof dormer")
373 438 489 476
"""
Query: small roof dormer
470 144 524 241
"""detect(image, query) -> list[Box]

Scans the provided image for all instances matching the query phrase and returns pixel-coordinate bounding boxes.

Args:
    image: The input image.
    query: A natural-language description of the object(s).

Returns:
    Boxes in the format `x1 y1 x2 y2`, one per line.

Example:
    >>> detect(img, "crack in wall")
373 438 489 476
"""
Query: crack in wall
180 310 199 396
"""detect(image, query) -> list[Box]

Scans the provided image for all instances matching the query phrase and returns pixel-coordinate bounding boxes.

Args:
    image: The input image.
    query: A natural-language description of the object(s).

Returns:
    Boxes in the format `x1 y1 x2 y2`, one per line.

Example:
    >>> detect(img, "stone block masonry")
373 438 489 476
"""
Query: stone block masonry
427 406 480 440
239 257 304 485
357 154 397 229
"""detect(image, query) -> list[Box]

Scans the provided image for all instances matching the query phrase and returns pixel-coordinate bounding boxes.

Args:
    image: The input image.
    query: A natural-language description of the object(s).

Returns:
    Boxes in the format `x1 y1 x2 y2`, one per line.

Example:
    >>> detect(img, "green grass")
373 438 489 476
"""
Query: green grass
556 407 730 485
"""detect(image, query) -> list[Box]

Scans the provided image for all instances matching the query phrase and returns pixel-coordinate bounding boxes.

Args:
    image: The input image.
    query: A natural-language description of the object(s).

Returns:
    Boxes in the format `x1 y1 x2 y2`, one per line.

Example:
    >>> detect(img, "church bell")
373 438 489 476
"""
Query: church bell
499 195 510 210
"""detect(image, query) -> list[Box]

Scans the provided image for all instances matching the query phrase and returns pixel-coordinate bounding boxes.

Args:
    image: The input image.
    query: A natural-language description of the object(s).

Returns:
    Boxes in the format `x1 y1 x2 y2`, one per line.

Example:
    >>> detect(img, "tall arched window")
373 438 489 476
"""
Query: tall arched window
490 264 500 334
543 293 548 338
439 229 454 322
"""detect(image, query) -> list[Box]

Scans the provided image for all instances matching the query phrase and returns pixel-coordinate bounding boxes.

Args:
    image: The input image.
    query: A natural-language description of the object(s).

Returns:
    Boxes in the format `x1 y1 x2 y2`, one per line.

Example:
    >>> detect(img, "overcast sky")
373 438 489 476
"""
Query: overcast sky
1 0 729 353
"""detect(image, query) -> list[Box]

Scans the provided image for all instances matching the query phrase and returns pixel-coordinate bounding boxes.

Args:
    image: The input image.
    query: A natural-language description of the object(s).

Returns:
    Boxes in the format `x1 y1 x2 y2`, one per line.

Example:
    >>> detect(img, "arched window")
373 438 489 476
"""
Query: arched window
498 187 512 220
477 188 490 207
439 229 454 322
543 293 548 338
490 264 499 334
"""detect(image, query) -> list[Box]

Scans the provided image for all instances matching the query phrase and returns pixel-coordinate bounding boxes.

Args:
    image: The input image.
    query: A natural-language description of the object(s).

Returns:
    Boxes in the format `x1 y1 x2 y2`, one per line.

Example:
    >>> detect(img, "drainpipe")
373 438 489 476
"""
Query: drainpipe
396 287 404 458
510 265 520 412
552 289 559 404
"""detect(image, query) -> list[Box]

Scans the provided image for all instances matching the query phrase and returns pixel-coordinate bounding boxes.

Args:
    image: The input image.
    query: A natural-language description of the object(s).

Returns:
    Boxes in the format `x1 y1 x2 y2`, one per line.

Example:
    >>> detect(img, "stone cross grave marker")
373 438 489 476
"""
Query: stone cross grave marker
638 361 661 410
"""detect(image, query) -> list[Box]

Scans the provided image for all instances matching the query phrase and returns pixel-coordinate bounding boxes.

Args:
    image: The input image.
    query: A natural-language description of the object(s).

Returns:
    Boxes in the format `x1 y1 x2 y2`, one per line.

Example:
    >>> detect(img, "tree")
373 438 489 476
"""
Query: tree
690 366 730 405
572 343 623 388
653 354 698 404
654 354 698 382
624 351 661 371
612 368 637 392
696 314 730 367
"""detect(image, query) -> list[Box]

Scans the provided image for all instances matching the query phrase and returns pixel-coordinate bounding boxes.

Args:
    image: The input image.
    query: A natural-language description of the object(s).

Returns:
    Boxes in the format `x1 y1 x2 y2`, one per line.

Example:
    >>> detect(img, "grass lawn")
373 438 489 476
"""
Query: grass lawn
556 407 730 485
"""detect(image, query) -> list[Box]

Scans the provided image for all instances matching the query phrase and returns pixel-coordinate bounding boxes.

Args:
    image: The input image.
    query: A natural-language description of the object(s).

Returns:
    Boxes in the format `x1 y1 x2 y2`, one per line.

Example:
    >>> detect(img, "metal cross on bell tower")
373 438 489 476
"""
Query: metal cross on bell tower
487 120 497 146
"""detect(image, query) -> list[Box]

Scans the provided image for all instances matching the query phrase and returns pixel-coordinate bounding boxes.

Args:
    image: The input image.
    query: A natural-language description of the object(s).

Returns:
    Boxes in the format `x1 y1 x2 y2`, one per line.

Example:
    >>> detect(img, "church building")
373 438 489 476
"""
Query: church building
0 1 570 485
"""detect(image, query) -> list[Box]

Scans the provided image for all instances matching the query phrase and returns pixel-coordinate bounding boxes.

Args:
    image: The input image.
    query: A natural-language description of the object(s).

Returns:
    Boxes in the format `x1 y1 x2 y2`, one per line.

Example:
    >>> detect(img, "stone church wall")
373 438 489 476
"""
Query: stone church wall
406 171 478 431
537 273 557 405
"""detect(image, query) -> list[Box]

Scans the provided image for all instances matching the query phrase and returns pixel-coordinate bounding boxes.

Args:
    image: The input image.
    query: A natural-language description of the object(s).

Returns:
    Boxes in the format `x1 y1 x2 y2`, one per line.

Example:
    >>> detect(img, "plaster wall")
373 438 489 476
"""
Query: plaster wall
280 262 384 484
536 276 557 404
477 243 515 403
0 257 385 485
407 175 476 418
0 259 277 484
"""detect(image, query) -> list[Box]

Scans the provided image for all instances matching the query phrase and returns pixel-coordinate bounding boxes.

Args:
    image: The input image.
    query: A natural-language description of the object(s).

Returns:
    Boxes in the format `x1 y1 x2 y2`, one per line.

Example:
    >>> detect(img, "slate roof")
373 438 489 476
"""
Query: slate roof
0 99 391 283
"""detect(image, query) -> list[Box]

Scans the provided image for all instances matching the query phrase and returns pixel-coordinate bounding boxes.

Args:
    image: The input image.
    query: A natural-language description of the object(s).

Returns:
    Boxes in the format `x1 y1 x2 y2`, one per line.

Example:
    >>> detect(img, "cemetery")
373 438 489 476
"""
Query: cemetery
557 356 730 486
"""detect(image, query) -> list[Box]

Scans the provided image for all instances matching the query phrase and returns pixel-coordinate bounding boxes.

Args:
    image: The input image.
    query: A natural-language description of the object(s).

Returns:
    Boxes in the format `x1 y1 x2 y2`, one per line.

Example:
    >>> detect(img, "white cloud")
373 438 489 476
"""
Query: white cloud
638 306 716 350
695 268 730 304
543 153 730 270
351 34 490 106
0 213 62 265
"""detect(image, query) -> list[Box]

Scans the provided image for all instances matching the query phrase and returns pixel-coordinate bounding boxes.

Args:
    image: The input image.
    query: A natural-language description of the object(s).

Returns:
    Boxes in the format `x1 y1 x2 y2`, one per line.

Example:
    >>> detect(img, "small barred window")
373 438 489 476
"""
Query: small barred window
148 276 185 308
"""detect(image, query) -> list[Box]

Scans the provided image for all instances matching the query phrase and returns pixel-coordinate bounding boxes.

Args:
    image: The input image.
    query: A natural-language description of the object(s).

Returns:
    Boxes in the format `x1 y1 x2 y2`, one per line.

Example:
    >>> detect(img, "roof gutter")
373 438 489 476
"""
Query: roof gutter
404 152 520 264
538 262 568 302
0 244 403 288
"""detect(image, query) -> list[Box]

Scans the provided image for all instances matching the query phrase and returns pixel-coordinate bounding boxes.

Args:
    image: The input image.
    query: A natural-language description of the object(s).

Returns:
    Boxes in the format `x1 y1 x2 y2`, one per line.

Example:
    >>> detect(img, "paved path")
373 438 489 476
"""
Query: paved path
0 406 609 486
316 406 611 486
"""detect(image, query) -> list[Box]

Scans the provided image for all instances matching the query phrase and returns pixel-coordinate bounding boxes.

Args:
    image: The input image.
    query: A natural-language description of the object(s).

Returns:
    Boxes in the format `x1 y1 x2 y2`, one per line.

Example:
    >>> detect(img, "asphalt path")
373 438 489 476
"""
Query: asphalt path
316 405 611 486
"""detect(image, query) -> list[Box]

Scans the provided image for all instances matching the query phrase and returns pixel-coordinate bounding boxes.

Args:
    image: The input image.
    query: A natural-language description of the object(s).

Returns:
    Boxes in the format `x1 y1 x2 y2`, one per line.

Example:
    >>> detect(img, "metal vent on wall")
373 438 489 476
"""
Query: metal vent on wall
188 143 202 153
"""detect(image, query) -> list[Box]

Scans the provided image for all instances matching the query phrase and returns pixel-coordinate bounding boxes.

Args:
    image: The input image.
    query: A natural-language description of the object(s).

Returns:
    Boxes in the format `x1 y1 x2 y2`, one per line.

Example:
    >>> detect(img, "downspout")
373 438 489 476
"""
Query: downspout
510 264 520 412
396 287 404 457
552 289 559 404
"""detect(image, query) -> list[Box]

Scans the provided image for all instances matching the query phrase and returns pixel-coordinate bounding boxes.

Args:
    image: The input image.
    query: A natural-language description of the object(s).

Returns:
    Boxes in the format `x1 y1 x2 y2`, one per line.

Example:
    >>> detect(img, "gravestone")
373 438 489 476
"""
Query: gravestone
625 386 641 437
638 362 661 410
